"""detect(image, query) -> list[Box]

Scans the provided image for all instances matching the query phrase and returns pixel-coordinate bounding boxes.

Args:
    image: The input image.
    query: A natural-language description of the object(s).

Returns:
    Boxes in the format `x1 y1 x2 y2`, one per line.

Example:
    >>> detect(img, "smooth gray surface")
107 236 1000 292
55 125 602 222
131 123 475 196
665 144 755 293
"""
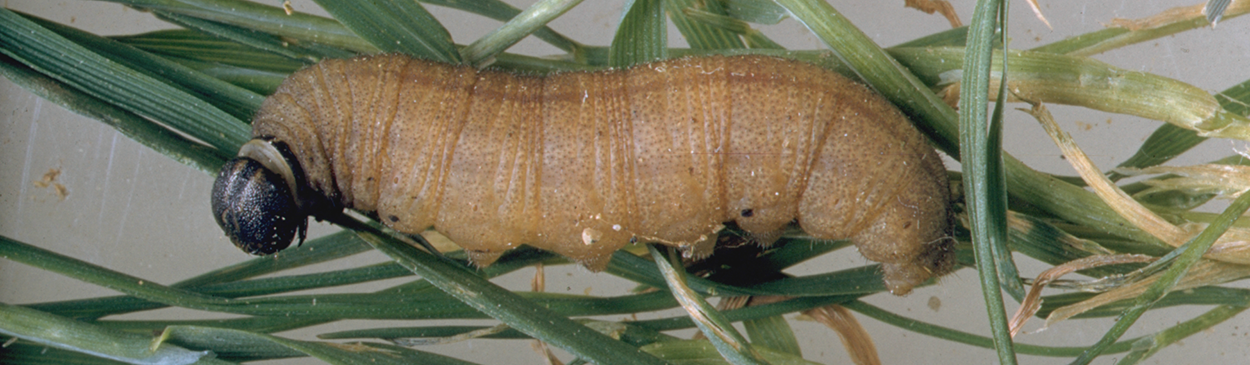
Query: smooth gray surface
2 1 1249 364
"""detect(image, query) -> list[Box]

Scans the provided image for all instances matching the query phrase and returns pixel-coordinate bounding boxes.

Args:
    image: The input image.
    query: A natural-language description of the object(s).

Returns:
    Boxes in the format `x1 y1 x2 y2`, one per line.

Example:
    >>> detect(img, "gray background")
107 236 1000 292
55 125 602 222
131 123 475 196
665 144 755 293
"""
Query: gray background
3 0 1249 364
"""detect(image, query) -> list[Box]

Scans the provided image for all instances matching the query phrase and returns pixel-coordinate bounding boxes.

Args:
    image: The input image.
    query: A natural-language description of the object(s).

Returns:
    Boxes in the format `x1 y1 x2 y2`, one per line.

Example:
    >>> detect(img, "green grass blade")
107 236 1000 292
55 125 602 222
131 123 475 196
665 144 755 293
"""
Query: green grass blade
743 315 802 356
959 0 1016 363
1115 304 1248 365
112 29 312 73
889 47 1237 139
664 0 746 50
101 0 376 53
0 8 249 153
24 231 371 319
0 302 219 365
461 0 583 66
160 325 477 364
633 295 856 332
153 11 354 63
648 245 767 364
0 54 228 174
609 0 667 67
344 218 669 365
679 7 783 49
844 300 1151 357
640 339 819 365
313 0 461 63
161 57 289 94
25 14 264 121
420 0 582 54
721 0 788 25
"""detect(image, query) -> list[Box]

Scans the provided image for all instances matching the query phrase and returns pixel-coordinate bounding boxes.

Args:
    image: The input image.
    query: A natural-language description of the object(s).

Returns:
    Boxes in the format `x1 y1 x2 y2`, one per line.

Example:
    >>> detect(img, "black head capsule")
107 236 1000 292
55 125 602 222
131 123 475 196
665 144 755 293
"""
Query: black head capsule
211 138 309 255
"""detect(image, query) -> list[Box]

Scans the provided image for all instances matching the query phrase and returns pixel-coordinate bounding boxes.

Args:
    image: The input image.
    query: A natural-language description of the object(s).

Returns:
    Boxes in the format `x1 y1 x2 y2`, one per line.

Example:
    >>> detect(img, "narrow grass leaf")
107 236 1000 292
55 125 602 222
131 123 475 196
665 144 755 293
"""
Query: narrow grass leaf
26 14 264 121
640 339 820 364
0 302 217 365
24 231 370 319
461 0 583 66
648 245 768 364
680 8 783 49
342 217 669 365
421 0 581 54
743 315 802 356
664 0 746 50
0 8 249 153
161 325 477 365
153 11 354 63
1117 304 1247 365
722 0 789 25
0 54 228 174
609 0 667 67
959 0 1016 363
314 0 460 63
102 0 377 53
112 29 311 73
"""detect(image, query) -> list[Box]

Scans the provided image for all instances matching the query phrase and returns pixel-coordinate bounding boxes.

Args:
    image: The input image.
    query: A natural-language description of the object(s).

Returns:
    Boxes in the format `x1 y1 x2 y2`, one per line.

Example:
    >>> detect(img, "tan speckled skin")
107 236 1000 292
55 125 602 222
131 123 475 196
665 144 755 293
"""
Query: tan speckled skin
252 54 953 294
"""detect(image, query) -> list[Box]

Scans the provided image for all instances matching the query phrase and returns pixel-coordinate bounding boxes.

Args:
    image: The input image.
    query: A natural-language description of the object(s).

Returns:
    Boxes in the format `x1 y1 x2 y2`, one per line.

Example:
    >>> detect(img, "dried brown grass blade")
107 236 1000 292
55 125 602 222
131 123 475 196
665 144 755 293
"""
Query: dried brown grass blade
803 305 880 365
1009 254 1156 337
904 0 963 27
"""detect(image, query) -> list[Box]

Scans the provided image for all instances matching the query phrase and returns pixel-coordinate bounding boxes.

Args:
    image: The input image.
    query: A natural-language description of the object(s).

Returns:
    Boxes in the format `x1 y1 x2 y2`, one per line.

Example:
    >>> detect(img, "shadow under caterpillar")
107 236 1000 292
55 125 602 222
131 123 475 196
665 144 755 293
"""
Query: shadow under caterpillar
211 54 955 295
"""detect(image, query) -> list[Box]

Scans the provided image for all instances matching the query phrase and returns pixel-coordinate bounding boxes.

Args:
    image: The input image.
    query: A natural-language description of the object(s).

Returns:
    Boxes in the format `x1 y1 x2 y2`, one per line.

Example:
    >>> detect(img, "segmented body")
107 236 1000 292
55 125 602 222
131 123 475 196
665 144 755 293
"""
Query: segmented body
251 54 953 294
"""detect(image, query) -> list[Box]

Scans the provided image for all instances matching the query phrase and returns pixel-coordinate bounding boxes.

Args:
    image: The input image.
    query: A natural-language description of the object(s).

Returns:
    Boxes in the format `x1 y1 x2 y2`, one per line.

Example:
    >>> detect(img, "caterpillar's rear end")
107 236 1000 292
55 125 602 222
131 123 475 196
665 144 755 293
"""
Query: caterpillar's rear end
232 54 953 295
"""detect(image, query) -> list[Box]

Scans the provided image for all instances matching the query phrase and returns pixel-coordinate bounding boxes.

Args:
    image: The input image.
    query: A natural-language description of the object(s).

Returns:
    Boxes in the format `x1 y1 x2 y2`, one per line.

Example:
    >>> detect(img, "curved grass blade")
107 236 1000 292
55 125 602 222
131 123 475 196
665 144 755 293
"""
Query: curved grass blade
648 245 768 364
0 302 219 365
0 8 250 153
313 0 461 63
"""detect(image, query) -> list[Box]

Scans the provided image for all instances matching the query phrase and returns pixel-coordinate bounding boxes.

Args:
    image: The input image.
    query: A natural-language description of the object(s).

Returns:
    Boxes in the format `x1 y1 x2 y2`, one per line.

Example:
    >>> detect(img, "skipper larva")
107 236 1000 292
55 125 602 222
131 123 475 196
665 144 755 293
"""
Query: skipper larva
211 54 954 294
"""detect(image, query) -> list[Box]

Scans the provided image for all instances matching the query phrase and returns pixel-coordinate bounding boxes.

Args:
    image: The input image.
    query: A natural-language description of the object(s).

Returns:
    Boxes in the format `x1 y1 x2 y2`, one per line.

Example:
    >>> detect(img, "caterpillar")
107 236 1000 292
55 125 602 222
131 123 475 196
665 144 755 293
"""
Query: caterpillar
210 54 955 295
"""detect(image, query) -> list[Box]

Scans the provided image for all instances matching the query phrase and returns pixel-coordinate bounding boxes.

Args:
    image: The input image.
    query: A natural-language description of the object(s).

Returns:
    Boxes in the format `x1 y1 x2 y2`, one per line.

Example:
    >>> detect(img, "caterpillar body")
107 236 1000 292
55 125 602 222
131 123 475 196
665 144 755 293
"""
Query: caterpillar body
211 54 954 295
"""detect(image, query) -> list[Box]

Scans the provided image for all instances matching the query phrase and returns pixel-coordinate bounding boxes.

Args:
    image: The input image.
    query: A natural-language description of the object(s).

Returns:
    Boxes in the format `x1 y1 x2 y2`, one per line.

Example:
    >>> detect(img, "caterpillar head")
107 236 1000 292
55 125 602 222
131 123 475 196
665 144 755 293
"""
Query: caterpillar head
211 138 310 255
